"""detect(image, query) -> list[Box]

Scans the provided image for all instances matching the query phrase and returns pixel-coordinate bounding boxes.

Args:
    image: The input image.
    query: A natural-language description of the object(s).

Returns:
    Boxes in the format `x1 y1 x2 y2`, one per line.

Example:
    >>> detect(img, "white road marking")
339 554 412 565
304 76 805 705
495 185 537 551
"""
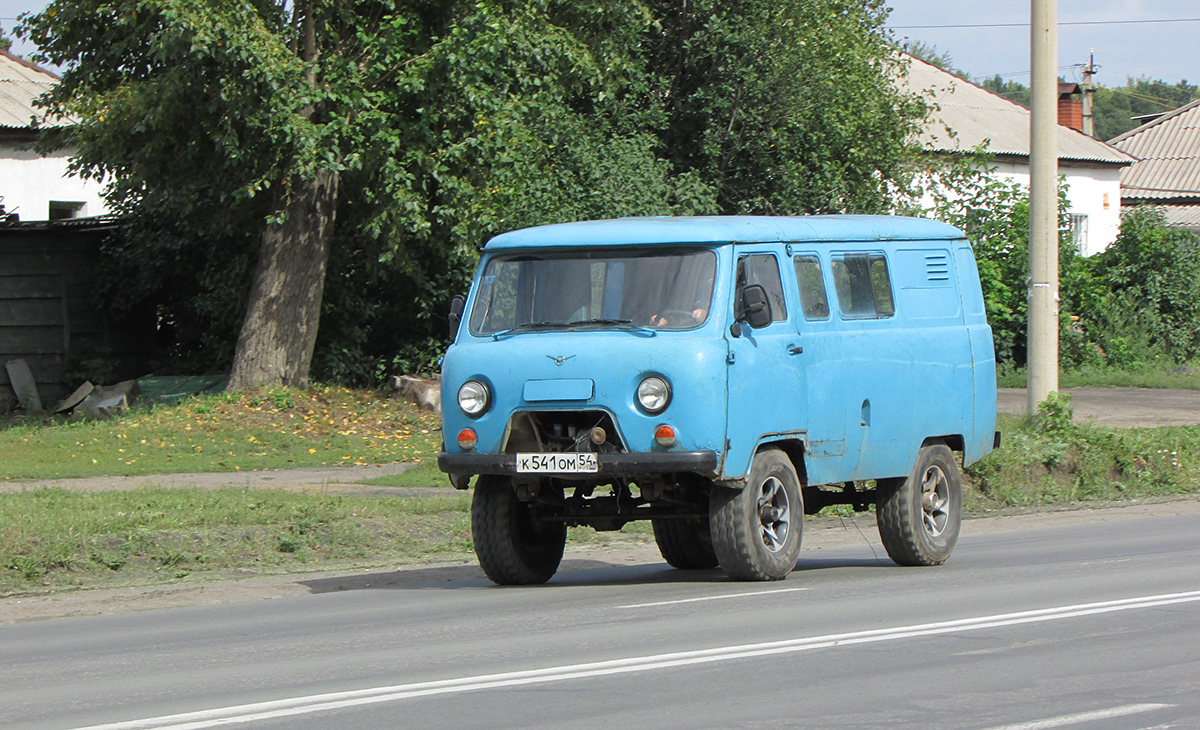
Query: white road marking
618 587 809 608
979 703 1174 729
68 589 1200 730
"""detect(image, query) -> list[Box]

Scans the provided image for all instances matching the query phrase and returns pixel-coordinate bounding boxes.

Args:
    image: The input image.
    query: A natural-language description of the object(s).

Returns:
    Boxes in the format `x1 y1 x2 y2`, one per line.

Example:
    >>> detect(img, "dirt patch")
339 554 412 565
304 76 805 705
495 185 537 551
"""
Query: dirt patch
4 496 1197 625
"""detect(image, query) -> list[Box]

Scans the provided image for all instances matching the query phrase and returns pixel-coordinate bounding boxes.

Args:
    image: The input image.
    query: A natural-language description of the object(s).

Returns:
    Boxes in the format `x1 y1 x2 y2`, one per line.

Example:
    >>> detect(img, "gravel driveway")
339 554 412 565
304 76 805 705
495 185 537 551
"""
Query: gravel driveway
997 387 1200 428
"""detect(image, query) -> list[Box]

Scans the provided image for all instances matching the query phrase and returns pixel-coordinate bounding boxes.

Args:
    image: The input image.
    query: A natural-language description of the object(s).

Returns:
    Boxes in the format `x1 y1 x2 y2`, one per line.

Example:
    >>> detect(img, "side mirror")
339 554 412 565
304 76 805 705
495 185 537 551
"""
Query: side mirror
448 294 466 339
739 285 773 329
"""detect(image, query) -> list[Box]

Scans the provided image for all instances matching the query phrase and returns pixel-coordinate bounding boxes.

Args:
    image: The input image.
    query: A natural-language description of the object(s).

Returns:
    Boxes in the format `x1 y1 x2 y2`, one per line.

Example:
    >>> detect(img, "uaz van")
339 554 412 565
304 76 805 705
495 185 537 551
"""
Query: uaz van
439 216 997 584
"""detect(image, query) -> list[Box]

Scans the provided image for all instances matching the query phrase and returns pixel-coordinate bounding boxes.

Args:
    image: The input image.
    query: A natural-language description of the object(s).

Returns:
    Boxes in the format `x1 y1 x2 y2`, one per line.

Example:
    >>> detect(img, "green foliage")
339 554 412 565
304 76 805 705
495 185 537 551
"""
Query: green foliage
22 0 925 384
1095 78 1200 141
967 415 1199 506
978 75 1031 109
1034 392 1075 438
646 0 925 215
1083 207 1200 364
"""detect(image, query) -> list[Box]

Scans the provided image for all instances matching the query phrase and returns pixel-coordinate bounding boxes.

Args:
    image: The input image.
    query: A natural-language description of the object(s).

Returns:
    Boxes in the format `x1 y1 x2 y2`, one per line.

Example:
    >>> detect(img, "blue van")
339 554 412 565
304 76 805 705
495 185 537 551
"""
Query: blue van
439 216 997 584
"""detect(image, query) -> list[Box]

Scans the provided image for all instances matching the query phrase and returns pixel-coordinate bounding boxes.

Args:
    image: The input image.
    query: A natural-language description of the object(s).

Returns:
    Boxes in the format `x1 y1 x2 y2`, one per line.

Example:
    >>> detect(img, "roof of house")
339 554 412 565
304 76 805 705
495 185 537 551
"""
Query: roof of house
0 50 68 130
899 55 1135 167
1108 98 1200 201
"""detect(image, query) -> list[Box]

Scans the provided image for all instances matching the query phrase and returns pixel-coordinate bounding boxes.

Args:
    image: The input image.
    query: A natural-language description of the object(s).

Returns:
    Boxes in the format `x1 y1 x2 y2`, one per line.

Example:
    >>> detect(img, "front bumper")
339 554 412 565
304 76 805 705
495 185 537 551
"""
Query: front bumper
438 450 719 485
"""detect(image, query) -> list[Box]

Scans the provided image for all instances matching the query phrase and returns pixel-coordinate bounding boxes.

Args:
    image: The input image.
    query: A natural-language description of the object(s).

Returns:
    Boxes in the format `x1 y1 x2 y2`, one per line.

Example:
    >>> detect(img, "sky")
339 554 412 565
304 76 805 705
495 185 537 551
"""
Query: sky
3 1 1199 88
887 1 1200 87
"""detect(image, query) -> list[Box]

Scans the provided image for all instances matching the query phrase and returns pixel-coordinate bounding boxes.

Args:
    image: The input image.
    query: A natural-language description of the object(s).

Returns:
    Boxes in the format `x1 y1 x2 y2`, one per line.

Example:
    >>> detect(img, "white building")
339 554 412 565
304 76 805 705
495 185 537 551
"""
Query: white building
900 56 1135 256
0 50 108 222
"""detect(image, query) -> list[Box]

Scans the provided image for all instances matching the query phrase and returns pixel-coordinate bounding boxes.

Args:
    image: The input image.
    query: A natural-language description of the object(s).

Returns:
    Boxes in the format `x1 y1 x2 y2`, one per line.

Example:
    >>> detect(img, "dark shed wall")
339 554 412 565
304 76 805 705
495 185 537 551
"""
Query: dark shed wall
1 220 154 411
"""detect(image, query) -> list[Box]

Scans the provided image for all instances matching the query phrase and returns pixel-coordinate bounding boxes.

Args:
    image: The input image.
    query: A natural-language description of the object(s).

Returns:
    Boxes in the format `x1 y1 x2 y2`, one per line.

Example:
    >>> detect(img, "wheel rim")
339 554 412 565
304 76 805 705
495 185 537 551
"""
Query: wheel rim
920 465 950 537
757 476 791 552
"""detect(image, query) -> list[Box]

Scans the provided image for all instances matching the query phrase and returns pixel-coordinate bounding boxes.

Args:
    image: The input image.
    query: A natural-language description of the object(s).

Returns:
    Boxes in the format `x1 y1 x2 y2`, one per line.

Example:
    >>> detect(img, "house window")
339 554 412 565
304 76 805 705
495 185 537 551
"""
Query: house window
1069 214 1089 254
48 201 86 220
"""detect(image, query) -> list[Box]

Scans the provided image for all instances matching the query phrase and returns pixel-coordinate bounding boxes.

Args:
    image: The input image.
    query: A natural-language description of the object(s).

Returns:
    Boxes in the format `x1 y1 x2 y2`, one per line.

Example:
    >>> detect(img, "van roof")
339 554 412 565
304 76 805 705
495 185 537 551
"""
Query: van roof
484 215 966 251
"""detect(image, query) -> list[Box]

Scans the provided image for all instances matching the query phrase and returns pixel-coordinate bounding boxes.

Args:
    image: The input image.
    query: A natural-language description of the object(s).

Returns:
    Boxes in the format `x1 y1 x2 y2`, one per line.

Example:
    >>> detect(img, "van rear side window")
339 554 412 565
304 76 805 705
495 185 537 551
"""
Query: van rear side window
793 255 830 320
831 253 895 319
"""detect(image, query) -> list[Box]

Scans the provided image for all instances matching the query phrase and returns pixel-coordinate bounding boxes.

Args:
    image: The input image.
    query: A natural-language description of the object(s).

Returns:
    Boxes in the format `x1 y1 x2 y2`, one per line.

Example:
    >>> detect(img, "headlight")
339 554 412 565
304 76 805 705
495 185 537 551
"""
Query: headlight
637 376 671 414
457 380 491 417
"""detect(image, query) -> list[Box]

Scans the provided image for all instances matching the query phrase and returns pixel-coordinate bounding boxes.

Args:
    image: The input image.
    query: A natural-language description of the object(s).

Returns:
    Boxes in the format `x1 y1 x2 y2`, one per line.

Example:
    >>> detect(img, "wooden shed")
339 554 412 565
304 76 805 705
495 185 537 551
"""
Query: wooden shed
1 217 155 411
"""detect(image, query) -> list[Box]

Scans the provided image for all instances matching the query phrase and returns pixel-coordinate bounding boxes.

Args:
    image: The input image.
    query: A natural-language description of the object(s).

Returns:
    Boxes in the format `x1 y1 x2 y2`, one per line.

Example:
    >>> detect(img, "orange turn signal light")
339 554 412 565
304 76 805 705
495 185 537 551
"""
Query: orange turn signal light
457 428 477 450
654 424 677 447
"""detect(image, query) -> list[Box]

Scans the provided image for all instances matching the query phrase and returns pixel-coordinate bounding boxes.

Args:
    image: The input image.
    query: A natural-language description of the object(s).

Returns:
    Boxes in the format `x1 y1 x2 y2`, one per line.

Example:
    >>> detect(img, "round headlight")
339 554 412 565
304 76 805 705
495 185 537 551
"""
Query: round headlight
637 376 671 414
457 380 491 417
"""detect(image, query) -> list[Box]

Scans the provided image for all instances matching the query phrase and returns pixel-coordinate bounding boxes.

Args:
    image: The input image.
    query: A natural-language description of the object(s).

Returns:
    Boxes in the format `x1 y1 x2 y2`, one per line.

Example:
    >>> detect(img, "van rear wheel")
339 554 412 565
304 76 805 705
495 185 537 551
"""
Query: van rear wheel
471 476 566 585
653 517 719 569
710 448 802 580
876 442 962 566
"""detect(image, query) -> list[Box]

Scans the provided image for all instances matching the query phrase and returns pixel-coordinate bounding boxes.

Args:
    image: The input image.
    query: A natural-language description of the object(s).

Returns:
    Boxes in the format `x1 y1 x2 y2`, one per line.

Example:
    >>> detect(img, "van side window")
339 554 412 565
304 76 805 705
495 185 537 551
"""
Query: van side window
735 254 788 322
831 253 895 319
792 255 830 320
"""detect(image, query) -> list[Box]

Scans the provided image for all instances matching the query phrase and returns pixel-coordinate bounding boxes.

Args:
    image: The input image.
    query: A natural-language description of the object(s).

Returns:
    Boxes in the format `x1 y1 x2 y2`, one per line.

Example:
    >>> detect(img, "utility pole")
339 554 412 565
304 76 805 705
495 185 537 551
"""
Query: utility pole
1081 51 1097 137
1028 0 1059 414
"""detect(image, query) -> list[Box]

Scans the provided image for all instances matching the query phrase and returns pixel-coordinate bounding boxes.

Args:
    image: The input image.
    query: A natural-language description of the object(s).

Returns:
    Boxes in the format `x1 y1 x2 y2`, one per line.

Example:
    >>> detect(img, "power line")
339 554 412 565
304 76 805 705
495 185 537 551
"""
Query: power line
894 18 1200 30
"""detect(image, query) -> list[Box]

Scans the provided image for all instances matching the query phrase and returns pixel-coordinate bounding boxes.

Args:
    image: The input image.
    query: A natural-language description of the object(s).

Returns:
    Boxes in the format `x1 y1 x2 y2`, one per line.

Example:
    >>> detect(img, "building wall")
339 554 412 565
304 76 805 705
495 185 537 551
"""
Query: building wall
909 160 1123 257
0 141 109 222
990 161 1123 257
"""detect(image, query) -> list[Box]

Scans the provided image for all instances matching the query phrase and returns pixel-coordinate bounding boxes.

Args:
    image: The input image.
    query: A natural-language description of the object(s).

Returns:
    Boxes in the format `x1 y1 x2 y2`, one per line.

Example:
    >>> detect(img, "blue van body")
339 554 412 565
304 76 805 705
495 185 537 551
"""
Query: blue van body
439 216 997 584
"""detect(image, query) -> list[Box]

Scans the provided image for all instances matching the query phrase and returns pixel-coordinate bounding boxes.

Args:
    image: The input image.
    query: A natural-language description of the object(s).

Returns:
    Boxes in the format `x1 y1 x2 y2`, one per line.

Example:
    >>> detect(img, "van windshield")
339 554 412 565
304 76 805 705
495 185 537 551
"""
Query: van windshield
469 248 717 335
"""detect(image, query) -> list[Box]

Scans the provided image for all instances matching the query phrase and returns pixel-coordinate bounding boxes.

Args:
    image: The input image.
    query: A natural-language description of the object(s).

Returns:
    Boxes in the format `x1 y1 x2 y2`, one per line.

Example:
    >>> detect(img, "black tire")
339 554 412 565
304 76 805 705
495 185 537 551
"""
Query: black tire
876 442 962 566
652 517 719 569
710 448 803 580
471 477 566 585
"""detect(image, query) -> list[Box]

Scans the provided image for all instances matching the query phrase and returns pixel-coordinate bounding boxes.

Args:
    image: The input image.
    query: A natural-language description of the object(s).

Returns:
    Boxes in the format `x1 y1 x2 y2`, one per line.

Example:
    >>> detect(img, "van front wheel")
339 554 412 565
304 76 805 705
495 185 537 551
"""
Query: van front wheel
876 442 962 566
472 477 566 585
710 448 802 580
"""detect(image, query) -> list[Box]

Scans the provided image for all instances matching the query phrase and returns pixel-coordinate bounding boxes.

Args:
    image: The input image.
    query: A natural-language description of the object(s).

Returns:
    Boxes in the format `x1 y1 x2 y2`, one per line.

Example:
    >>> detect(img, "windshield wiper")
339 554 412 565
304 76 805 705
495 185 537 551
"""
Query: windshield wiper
491 321 571 340
567 319 656 336
491 319 656 340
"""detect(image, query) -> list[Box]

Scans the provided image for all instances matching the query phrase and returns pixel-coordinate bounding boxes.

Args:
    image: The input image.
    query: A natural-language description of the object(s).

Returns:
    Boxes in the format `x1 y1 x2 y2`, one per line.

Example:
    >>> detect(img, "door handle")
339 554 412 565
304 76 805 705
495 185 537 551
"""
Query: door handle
787 344 803 355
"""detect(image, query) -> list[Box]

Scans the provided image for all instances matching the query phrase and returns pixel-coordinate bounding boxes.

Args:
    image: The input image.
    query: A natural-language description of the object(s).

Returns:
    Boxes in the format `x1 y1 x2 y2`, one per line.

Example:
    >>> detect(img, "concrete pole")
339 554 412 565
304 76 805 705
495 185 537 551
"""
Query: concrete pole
1028 0 1059 414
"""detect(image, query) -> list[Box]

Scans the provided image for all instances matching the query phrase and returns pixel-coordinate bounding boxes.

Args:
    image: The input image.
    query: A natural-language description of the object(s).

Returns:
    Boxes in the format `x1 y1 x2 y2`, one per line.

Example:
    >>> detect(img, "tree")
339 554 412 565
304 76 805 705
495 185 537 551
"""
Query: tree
1094 77 1199 141
979 75 1031 109
22 0 926 387
22 1 693 389
645 0 926 215
902 40 970 80
22 1 348 390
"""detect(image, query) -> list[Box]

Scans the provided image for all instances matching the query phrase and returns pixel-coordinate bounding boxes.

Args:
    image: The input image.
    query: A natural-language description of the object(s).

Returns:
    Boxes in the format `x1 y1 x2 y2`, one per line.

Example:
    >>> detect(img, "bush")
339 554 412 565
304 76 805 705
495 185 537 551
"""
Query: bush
1083 207 1200 365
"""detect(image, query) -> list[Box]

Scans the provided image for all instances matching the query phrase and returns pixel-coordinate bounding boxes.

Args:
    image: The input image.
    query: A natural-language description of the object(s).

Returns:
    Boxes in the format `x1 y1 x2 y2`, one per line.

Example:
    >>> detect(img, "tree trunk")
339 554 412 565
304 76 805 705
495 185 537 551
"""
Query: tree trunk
227 168 339 392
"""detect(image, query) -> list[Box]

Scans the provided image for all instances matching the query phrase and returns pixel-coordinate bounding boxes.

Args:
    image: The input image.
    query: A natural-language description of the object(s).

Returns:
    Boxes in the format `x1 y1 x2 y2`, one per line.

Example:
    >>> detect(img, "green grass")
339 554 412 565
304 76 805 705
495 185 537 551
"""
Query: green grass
0 386 442 480
359 460 449 489
4 383 1199 598
0 486 654 596
966 413 1200 508
998 363 1200 390
0 487 474 595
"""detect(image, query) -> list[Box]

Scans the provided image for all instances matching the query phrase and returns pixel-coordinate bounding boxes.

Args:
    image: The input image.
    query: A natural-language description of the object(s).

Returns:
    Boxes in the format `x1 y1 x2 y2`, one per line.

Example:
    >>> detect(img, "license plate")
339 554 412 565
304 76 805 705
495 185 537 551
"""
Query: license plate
515 452 599 474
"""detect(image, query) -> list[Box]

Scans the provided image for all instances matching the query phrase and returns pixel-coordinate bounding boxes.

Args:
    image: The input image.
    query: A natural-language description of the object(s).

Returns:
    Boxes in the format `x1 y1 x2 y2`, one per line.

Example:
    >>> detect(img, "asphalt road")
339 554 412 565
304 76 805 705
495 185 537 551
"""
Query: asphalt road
4 509 1199 730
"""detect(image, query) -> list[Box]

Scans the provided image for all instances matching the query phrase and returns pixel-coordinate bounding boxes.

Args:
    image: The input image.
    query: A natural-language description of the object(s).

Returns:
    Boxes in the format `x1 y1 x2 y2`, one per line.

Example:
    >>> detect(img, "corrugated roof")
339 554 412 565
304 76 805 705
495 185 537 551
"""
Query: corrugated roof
0 50 70 129
899 55 1135 166
1159 204 1200 230
1109 98 1200 200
